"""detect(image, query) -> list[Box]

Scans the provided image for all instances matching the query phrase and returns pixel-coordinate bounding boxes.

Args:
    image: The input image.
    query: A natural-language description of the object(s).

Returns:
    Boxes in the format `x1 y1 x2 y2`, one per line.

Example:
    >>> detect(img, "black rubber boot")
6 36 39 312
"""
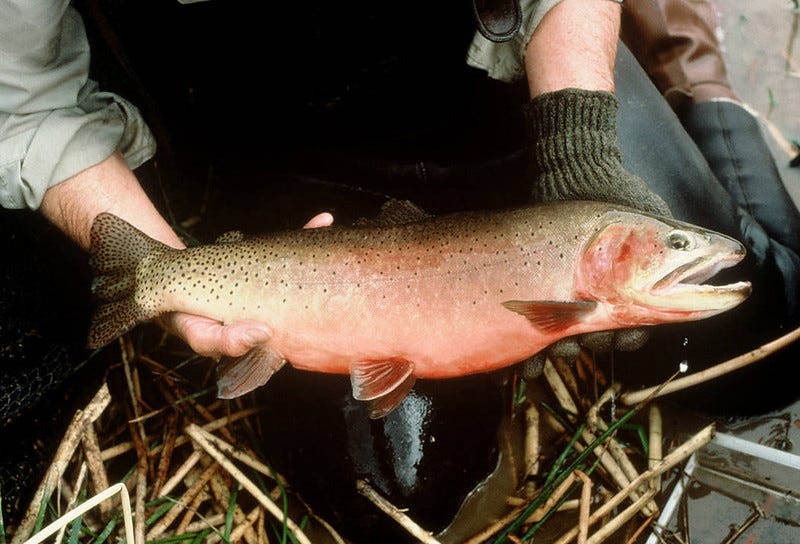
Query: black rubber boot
681 100 800 262
613 43 800 415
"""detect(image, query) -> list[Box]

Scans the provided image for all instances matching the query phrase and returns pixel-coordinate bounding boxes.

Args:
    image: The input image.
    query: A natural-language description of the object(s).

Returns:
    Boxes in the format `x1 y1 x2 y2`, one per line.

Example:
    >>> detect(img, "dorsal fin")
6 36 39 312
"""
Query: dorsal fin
215 230 246 244
356 199 433 227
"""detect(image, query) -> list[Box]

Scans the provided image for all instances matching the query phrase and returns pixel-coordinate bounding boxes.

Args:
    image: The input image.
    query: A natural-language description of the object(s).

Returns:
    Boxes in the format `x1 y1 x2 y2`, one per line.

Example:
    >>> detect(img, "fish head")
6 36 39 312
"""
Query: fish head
575 210 752 325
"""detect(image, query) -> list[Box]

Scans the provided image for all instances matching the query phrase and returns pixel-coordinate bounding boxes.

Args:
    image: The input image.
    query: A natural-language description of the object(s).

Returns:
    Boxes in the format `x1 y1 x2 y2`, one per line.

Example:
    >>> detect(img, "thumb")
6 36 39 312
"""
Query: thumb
161 313 271 358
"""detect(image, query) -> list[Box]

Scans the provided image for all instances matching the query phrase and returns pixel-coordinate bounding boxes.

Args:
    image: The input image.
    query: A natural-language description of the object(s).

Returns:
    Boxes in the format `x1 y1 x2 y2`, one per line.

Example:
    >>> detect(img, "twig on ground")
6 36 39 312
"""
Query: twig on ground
524 403 541 479
54 463 88 544
525 472 577 524
188 425 287 486
585 384 621 431
620 325 800 405
544 360 655 516
175 477 212 536
147 460 219 540
356 479 442 544
551 424 714 544
207 475 258 544
720 502 765 544
553 358 586 411
463 505 528 544
159 449 203 499
649 405 663 492
186 424 313 544
10 384 111 544
81 424 111 517
151 411 180 500
586 489 659 544
21 483 135 544
100 407 261 461
182 512 225 534
224 506 261 544
575 470 592 544
121 335 150 544
626 512 657 544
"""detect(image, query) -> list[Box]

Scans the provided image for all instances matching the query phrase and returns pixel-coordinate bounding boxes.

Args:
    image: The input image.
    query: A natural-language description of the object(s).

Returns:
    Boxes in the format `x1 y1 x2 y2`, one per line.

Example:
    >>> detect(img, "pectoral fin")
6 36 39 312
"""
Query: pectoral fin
350 359 417 419
502 300 597 333
216 347 286 399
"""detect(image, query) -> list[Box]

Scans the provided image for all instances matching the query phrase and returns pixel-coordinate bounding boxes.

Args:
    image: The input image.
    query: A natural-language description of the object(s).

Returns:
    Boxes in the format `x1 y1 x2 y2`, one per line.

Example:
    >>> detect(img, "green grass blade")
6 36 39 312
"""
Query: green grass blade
33 484 50 534
67 514 83 544
496 398 648 543
190 528 213 544
0 494 6 544
518 403 646 541
493 422 586 543
94 515 118 544
146 499 176 526
223 484 239 540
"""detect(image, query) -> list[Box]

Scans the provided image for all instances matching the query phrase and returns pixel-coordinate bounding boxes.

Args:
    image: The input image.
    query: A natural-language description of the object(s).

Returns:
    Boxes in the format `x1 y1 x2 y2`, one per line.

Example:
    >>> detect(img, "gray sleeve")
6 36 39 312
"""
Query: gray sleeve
0 1 155 209
466 0 564 82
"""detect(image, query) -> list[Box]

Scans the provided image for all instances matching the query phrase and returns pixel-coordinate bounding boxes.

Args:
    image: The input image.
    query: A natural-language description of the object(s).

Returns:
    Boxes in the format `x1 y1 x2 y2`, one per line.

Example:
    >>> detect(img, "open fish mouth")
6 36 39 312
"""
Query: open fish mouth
649 252 752 311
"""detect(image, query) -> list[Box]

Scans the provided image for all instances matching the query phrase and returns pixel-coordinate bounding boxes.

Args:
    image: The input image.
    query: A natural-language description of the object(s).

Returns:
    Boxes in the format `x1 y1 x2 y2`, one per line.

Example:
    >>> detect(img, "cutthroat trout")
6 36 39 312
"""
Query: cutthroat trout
88 200 751 417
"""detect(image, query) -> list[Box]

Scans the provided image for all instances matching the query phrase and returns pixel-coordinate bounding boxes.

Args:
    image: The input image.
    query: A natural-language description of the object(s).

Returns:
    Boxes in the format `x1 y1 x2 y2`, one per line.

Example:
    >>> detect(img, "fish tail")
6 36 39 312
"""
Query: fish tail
87 213 172 348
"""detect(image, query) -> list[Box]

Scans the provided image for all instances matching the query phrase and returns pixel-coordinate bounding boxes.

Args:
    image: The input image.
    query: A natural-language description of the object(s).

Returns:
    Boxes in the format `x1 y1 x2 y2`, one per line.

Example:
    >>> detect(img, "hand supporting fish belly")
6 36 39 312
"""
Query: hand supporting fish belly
87 200 751 418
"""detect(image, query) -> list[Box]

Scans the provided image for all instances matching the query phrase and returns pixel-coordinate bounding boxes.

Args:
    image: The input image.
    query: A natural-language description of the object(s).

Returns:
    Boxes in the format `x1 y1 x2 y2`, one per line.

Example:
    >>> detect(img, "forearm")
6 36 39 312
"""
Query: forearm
525 0 620 97
39 151 183 251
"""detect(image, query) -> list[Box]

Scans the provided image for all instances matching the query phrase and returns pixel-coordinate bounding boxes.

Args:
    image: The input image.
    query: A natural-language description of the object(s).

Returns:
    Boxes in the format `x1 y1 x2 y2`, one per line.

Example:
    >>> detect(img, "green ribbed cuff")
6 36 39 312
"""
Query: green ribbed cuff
523 88 621 181
523 88 671 217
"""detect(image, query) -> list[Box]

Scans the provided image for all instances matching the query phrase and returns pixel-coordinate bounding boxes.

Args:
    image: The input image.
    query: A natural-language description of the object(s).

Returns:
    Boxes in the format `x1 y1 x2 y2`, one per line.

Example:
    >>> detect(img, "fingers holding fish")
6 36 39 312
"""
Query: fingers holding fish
302 212 335 229
146 208 331 358
157 313 272 359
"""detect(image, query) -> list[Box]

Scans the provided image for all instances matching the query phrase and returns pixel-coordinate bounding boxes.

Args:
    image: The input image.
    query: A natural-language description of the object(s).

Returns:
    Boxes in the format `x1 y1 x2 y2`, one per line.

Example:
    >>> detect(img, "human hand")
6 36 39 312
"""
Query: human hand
158 212 335 358
524 88 672 218
546 327 651 359
522 89 662 357
520 328 651 380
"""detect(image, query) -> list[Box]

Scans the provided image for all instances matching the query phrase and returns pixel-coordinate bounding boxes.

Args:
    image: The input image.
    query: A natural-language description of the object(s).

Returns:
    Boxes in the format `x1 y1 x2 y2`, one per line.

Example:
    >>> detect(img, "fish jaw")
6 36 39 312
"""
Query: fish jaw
640 251 752 317
577 211 752 326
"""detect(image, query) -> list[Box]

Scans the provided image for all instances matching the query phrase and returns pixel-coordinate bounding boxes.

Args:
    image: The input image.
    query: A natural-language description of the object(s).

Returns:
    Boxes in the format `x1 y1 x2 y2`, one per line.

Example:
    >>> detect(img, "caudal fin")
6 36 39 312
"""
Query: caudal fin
87 213 172 348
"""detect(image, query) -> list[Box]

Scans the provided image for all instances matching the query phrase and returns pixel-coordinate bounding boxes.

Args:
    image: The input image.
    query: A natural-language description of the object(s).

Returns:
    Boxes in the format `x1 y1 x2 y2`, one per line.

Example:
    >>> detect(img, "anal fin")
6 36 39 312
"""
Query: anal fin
216 347 286 399
350 359 417 419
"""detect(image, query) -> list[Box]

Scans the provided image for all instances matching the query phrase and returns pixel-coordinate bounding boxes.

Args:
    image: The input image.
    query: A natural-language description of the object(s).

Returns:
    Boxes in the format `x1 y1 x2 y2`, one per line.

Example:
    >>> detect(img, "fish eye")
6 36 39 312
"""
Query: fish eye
667 230 693 251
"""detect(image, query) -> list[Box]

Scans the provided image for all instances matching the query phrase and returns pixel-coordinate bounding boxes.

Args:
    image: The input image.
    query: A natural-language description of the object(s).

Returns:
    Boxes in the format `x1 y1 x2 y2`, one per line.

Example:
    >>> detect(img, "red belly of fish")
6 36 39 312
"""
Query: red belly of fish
252 272 588 379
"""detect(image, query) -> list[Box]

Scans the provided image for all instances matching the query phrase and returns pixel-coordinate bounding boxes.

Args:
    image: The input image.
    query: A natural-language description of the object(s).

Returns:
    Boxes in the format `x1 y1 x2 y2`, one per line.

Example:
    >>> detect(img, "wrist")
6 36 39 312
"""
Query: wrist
525 0 620 97
39 151 183 251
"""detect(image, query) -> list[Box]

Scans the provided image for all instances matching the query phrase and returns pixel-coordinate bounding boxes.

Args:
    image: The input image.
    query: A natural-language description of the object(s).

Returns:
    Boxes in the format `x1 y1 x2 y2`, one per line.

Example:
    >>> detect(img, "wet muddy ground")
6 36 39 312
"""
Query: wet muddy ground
717 0 800 205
